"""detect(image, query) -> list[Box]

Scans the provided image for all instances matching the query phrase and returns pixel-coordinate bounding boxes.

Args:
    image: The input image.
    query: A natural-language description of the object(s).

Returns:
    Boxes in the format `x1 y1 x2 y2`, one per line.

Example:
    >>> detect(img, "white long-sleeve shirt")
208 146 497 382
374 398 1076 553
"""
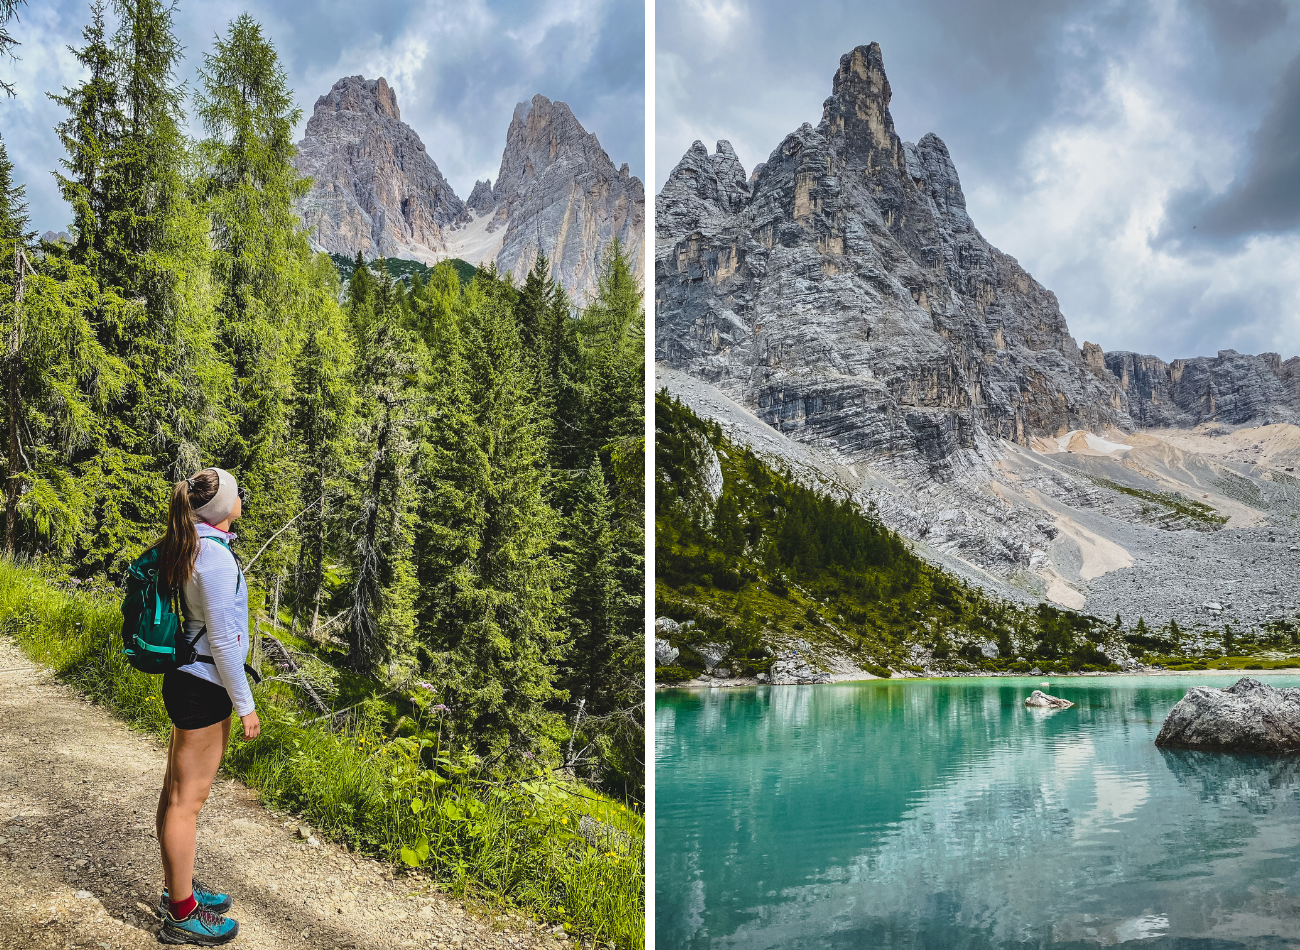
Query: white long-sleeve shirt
175 523 255 716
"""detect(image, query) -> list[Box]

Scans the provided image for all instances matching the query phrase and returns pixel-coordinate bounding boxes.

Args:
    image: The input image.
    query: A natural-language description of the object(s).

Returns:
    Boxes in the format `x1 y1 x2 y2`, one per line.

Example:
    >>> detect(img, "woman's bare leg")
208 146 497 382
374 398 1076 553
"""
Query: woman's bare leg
155 726 175 849
158 719 227 904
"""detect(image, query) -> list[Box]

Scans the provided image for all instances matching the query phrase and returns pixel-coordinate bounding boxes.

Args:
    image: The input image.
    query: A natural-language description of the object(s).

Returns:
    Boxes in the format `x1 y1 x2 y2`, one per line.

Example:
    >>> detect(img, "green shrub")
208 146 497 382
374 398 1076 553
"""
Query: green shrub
655 665 694 684
864 662 892 679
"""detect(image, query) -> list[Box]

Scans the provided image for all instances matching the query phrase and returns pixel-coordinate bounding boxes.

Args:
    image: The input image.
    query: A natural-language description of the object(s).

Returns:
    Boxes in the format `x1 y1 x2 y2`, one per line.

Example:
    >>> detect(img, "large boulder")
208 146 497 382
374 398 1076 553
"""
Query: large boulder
769 657 833 685
1025 689 1073 709
687 641 730 670
1155 677 1300 752
654 638 679 667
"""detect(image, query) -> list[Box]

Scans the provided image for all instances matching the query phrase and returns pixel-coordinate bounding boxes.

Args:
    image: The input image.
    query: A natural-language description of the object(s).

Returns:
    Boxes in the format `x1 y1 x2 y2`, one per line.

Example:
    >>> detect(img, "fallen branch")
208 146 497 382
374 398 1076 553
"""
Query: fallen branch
259 629 330 715
244 495 324 573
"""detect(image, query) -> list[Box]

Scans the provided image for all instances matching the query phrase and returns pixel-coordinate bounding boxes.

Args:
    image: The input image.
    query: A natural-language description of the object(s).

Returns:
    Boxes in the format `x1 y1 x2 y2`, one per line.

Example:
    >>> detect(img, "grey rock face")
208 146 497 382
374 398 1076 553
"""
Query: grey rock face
466 179 495 214
656 43 1131 478
1025 689 1073 709
1105 350 1300 426
493 95 645 303
1156 677 1300 751
687 641 729 670
294 76 467 263
769 657 833 685
654 638 679 667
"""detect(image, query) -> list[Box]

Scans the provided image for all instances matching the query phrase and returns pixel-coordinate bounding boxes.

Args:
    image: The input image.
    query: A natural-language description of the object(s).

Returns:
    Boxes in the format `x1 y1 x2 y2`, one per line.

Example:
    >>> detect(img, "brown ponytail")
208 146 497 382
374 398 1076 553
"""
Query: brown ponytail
157 469 218 591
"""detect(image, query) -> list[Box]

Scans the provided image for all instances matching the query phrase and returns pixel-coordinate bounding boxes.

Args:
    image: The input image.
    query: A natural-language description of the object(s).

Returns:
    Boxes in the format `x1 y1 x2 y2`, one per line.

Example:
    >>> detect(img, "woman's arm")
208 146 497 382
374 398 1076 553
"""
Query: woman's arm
192 539 256 718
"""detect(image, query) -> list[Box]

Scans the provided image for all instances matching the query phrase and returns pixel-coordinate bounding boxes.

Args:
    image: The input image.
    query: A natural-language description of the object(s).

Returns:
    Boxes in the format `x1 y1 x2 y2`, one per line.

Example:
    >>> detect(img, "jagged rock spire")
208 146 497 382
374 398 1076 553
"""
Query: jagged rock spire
820 42 908 177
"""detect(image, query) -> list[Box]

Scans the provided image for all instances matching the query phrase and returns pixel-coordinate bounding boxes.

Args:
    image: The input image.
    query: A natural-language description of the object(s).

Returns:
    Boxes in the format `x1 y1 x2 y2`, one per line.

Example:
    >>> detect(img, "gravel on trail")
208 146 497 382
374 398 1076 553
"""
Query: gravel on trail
0 637 583 950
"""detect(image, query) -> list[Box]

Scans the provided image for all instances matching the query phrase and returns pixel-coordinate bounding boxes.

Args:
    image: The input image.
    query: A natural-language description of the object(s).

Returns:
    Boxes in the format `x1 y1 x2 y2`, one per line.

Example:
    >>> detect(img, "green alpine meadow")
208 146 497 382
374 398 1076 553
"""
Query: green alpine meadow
0 0 644 944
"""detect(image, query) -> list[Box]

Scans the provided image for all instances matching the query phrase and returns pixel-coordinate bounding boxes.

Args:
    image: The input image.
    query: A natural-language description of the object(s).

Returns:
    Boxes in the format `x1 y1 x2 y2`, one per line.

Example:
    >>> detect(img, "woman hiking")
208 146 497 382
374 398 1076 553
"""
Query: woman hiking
152 467 258 946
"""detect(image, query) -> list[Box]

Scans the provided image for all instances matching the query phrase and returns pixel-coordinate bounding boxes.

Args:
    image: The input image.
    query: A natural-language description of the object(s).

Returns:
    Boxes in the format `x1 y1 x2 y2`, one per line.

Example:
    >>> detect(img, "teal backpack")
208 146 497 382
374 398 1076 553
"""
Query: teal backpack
120 537 259 682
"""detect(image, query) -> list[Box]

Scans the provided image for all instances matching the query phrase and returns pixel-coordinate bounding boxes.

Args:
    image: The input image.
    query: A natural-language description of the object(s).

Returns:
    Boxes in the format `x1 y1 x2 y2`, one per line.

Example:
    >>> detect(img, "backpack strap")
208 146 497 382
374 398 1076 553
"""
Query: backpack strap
183 535 262 685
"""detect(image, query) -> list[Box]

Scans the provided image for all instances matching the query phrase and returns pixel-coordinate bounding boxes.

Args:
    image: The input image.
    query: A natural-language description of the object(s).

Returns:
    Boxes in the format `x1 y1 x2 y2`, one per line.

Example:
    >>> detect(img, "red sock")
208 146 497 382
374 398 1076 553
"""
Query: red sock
169 893 197 919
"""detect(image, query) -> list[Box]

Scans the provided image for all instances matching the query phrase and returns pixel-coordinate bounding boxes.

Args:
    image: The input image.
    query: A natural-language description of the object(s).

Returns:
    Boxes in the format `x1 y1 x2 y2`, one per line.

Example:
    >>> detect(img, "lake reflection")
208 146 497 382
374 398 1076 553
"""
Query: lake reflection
655 676 1300 949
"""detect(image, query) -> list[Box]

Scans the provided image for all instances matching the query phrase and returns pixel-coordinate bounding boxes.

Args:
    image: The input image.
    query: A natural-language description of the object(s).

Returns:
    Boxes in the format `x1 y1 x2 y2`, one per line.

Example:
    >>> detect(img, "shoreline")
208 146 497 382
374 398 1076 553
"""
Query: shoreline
657 667 1300 690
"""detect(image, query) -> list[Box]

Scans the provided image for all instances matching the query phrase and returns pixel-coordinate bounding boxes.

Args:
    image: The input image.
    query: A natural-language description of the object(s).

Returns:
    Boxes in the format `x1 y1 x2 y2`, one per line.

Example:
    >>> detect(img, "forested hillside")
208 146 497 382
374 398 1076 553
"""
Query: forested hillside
1 0 644 796
656 392 1140 679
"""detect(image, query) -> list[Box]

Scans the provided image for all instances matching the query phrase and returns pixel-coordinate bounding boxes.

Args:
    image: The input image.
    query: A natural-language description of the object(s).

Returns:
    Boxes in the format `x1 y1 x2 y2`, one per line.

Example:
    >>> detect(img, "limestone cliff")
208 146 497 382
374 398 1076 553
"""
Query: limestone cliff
655 43 1130 477
491 95 645 302
294 76 467 264
1105 349 1300 426
295 81 644 302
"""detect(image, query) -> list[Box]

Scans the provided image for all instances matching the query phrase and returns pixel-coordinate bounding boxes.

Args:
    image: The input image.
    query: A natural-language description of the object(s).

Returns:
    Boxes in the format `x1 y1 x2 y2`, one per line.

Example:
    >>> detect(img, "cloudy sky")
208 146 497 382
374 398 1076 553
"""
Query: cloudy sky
0 0 643 236
658 0 1300 362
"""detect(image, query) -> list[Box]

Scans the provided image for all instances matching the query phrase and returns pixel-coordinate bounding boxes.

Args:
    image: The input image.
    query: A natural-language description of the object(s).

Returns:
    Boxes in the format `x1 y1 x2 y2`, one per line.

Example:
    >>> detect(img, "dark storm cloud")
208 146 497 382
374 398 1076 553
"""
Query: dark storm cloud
1164 49 1300 241
1194 0 1289 47
657 0 1300 361
0 0 643 234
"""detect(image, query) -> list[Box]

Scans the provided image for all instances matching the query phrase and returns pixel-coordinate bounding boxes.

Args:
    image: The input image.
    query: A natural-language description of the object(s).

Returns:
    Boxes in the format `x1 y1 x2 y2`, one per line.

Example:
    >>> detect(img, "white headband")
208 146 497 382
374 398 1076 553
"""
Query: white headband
191 467 239 524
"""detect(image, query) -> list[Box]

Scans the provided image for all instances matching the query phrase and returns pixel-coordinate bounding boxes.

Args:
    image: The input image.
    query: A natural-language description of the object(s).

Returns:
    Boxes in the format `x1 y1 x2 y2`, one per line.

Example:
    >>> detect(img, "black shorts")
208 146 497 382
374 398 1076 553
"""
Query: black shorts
162 669 233 730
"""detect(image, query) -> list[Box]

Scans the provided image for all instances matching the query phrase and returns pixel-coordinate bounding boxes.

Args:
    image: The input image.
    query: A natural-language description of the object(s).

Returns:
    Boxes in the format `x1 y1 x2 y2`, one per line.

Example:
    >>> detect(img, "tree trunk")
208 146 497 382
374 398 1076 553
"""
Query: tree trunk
5 248 25 557
309 468 326 637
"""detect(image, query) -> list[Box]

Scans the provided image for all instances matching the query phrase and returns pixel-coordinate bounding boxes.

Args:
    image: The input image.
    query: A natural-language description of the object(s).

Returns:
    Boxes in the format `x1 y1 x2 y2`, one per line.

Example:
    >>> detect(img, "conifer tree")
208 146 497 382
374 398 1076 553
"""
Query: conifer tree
343 262 420 673
50 1 123 269
560 458 618 708
195 14 312 557
291 257 355 637
104 0 186 297
419 278 564 755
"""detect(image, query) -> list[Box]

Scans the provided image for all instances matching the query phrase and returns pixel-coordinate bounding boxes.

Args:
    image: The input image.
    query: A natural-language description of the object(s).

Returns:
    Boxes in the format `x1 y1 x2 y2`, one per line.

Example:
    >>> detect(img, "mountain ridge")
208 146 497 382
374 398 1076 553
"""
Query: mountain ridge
656 42 1300 630
295 79 644 301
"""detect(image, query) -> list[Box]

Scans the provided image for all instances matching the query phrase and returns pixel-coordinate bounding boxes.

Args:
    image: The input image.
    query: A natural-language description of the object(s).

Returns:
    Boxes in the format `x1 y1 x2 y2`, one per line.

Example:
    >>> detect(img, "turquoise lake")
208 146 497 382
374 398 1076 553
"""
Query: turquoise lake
655 676 1300 949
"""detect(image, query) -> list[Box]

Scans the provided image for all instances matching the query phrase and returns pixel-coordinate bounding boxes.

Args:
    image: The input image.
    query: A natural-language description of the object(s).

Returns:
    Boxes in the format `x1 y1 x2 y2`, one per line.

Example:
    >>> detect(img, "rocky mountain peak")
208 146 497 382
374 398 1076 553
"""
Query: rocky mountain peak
466 179 494 213
820 42 908 177
657 42 1129 478
294 75 465 264
320 75 401 121
295 81 644 301
492 93 644 300
493 95 600 209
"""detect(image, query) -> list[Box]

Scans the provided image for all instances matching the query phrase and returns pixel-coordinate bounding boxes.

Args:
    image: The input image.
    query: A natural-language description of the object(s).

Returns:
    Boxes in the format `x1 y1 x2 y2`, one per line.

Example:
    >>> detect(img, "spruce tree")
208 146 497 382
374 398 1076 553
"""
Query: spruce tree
0 0 25 98
419 277 564 756
291 258 355 637
196 14 312 561
50 0 123 269
343 261 420 674
560 458 618 709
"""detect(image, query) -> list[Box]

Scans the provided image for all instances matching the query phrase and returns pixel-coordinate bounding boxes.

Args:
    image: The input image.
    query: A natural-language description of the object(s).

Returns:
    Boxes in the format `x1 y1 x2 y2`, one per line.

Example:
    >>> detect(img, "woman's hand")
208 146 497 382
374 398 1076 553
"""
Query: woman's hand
240 710 261 741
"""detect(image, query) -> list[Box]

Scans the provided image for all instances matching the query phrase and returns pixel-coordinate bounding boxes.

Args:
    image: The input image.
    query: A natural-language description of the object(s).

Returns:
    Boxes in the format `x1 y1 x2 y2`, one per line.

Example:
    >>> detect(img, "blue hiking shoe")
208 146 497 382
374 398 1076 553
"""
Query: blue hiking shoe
158 879 233 918
159 903 238 945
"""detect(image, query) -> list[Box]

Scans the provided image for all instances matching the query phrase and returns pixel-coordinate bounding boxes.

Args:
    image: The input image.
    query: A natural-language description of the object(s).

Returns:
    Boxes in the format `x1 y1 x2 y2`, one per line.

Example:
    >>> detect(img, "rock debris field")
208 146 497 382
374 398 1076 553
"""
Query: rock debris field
0 637 580 950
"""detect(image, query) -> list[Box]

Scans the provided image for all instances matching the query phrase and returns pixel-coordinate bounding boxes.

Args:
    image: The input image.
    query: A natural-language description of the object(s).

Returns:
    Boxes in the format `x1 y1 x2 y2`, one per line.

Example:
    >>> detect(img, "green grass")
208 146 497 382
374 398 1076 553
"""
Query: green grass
1088 476 1228 527
0 560 643 949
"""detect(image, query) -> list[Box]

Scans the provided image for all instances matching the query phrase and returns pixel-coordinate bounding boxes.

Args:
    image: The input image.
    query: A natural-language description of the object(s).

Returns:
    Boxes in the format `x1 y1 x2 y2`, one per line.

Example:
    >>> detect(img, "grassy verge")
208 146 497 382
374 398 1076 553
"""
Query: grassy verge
0 560 643 949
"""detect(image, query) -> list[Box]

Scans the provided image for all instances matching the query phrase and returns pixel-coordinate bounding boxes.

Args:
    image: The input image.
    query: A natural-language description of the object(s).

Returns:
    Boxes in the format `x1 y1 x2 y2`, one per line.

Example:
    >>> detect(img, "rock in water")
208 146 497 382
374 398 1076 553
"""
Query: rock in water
294 76 467 264
1025 689 1073 709
492 94 645 303
1155 677 1300 752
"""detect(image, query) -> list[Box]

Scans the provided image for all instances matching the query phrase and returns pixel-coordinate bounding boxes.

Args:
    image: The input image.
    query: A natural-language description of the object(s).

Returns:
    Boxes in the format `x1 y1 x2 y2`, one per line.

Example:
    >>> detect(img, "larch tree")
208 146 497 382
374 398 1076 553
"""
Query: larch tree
195 13 313 567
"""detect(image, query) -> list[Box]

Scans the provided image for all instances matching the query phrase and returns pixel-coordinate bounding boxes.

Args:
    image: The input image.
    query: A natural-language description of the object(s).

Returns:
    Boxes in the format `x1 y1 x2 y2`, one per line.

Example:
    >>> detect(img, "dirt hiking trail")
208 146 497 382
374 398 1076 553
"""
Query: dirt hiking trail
0 637 579 950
